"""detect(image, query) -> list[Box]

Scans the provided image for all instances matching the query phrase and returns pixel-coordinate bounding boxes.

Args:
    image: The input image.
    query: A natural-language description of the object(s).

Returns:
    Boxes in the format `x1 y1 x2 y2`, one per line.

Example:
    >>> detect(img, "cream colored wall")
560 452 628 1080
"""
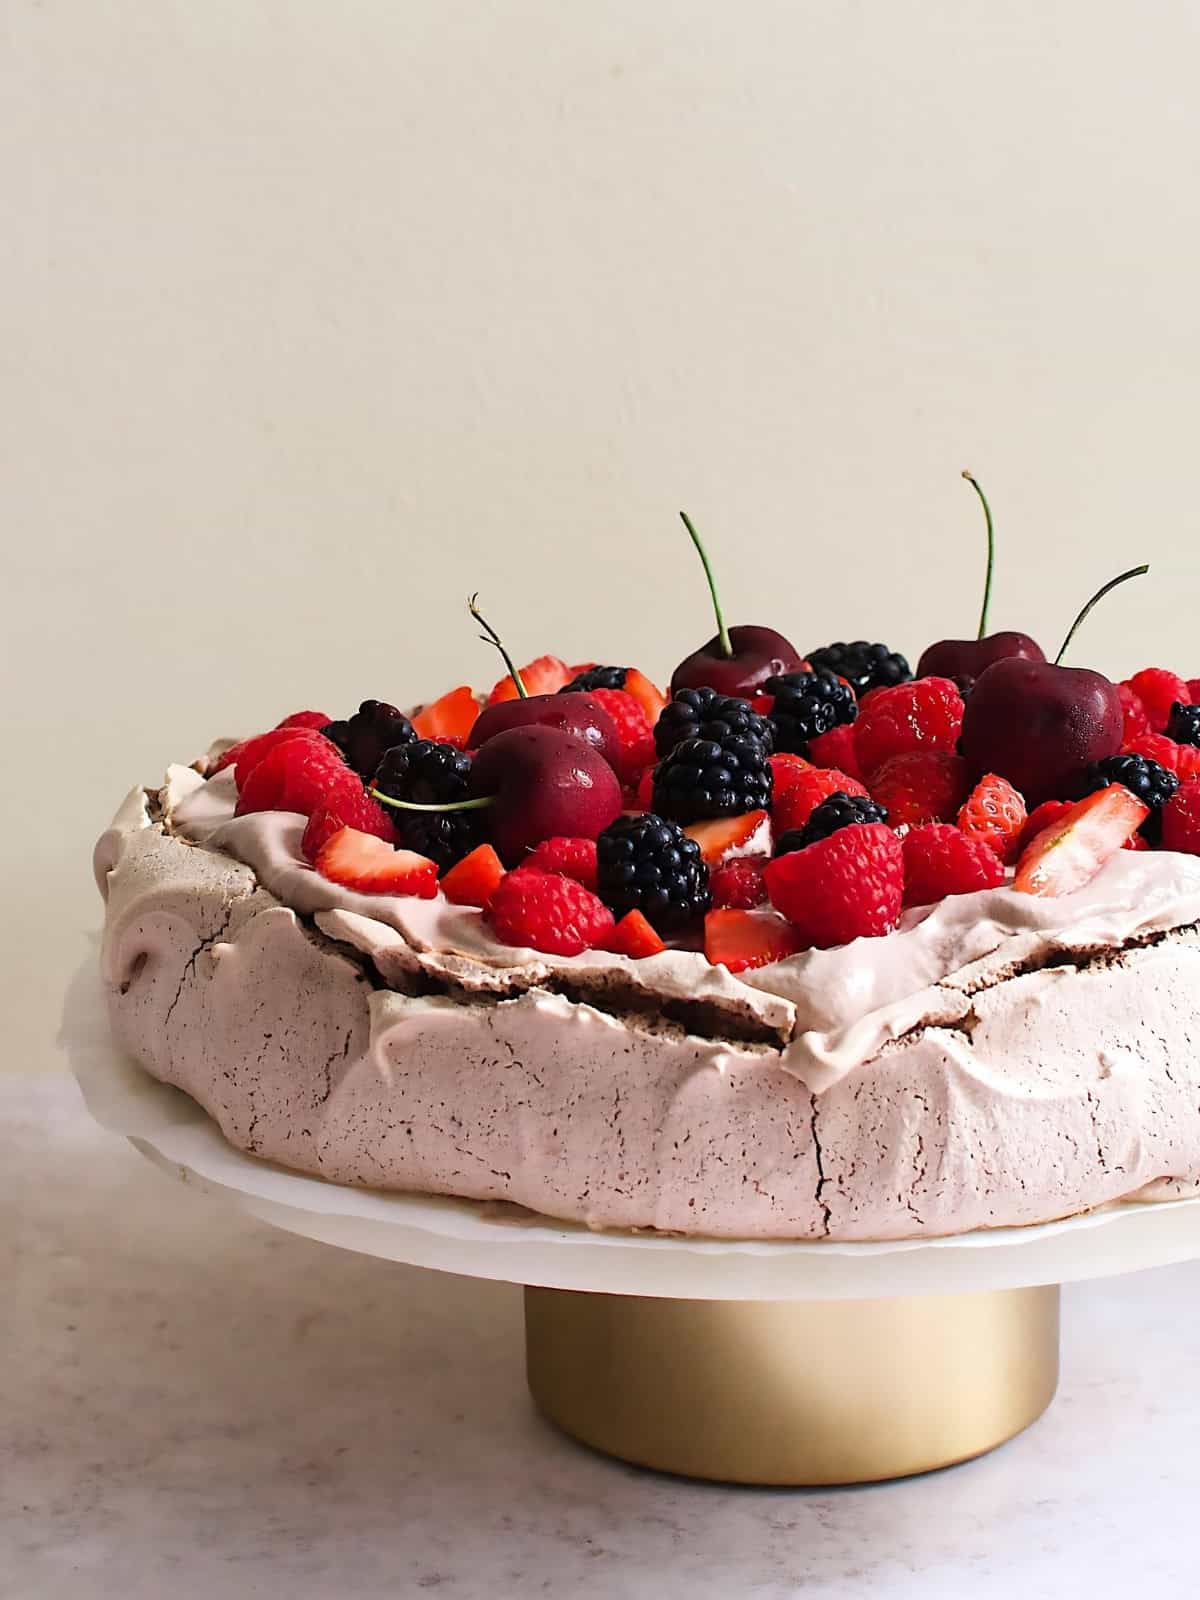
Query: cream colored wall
5 2 1200 1074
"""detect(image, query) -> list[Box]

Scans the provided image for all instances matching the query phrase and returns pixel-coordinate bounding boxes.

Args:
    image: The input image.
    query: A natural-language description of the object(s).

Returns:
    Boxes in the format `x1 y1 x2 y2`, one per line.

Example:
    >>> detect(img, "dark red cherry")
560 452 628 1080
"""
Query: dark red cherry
467 725 623 864
467 692 620 773
669 513 803 697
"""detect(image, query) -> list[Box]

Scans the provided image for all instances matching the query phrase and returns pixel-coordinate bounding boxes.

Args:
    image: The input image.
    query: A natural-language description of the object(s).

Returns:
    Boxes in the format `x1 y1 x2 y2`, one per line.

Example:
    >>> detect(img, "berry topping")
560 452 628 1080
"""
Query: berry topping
1018 799 1075 854
595 813 711 931
322 701 417 778
225 726 331 788
522 836 600 890
571 666 668 726
868 750 971 829
439 843 506 907
634 765 655 810
853 677 965 778
1166 702 1200 747
682 809 769 865
1085 753 1179 823
805 641 912 696
652 733 772 824
764 823 903 949
772 765 869 835
586 686 657 780
301 789 397 863
235 737 359 819
1122 732 1200 784
1014 785 1149 895
703 909 803 972
956 773 1028 864
764 669 858 754
562 665 629 693
1123 669 1190 734
464 725 624 864
1190 680 1200 704
276 710 333 731
790 791 888 850
806 722 863 780
485 868 615 956
654 687 773 760
604 909 668 960
709 855 769 909
411 685 479 745
901 823 1005 908
314 829 438 899
1118 683 1151 745
1162 780 1200 855
487 654 572 704
374 739 482 870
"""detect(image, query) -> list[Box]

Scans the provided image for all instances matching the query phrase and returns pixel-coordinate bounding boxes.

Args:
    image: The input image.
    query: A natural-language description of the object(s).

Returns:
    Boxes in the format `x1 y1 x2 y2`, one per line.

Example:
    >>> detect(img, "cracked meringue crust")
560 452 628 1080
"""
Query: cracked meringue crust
92 764 1200 1240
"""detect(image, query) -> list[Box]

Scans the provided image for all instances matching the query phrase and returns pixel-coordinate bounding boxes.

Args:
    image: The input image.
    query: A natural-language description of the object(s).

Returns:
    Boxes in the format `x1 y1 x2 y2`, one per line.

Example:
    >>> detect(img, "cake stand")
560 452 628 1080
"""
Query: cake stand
63 962 1200 1486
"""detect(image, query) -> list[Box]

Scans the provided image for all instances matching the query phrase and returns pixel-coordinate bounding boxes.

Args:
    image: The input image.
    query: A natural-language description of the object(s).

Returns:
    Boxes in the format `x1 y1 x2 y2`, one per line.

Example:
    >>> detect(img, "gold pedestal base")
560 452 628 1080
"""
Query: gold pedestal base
525 1284 1060 1485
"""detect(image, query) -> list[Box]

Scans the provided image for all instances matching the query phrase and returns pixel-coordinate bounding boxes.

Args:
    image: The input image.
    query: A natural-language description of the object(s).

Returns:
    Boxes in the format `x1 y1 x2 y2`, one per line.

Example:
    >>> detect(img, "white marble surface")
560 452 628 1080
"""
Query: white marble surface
7 1074 1200 1598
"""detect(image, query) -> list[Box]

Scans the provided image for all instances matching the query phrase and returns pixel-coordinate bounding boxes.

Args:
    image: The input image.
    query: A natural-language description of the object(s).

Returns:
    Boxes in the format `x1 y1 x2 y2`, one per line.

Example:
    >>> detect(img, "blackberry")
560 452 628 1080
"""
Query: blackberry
652 735 771 824
790 792 888 850
561 665 628 693
1167 702 1200 747
1086 753 1179 844
323 700 416 778
766 670 857 754
654 686 773 760
806 641 912 697
596 813 710 930
373 740 481 869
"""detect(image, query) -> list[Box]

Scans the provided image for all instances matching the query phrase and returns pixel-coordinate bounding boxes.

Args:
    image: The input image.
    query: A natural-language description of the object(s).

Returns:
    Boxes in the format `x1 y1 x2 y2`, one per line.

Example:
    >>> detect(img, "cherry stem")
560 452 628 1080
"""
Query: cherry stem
468 593 527 698
679 511 733 659
1054 564 1150 666
961 470 995 640
370 789 495 814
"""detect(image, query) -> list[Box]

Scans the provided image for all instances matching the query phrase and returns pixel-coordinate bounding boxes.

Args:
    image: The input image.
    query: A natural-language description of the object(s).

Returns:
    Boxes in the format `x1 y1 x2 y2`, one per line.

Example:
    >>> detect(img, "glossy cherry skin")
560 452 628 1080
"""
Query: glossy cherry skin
467 725 624 864
466 692 620 775
958 658 1123 806
917 631 1045 692
670 625 805 698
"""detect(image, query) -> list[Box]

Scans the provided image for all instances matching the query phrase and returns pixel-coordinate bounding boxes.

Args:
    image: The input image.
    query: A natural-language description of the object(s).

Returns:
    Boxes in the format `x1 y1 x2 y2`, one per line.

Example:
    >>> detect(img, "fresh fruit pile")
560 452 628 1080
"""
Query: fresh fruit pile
206 484 1200 970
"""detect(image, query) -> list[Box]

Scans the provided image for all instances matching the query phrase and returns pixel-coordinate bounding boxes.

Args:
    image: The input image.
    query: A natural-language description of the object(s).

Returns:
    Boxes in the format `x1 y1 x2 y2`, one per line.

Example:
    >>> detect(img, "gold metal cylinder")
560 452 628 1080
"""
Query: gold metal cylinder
525 1284 1060 1485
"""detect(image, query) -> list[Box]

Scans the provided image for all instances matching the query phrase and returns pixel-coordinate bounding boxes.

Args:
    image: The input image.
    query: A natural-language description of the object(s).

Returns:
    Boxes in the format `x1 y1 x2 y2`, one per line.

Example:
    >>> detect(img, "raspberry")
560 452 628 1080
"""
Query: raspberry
276 709 333 731
768 751 815 798
587 687 656 780
1190 680 1200 704
226 726 331 788
764 823 903 948
1118 683 1150 745
1162 779 1200 855
1124 669 1190 734
806 723 863 781
485 869 615 956
868 751 970 829
772 766 868 834
1019 799 1074 854
902 824 1005 908
301 788 397 862
522 836 600 890
710 856 768 909
1123 733 1200 784
853 677 964 777
235 738 360 819
957 773 1028 864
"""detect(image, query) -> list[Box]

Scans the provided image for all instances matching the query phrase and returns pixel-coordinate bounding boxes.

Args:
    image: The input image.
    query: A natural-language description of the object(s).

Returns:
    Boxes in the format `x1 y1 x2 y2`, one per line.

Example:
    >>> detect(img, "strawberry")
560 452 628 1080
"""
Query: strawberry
488 655 571 705
1018 799 1074 855
314 828 438 898
1162 779 1200 855
621 668 669 728
772 767 868 835
704 909 804 972
235 738 359 819
301 789 396 862
522 836 600 890
902 823 1005 907
1013 786 1149 896
485 869 615 956
683 809 769 866
588 687 656 780
709 855 768 909
868 750 970 829
764 823 903 948
1124 669 1190 734
412 685 479 744
1122 732 1200 783
605 909 667 959
440 843 506 907
807 723 863 781
230 726 333 790
1117 683 1150 745
853 677 964 778
956 773 1028 864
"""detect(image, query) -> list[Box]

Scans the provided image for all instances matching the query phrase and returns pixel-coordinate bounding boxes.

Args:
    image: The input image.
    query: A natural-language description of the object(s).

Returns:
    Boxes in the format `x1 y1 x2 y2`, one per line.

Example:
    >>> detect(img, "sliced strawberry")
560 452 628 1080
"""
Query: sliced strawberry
487 655 571 704
412 685 479 744
683 809 769 866
605 909 667 959
235 738 359 818
710 855 768 909
440 843 506 907
275 710 331 731
622 668 668 727
301 790 396 862
704 909 804 972
314 828 438 898
1013 786 1149 897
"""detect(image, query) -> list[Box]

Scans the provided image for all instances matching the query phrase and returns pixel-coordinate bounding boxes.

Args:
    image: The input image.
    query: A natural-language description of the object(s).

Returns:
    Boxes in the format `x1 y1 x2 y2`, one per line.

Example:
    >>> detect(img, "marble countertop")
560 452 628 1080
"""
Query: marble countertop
6 1073 1200 1598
